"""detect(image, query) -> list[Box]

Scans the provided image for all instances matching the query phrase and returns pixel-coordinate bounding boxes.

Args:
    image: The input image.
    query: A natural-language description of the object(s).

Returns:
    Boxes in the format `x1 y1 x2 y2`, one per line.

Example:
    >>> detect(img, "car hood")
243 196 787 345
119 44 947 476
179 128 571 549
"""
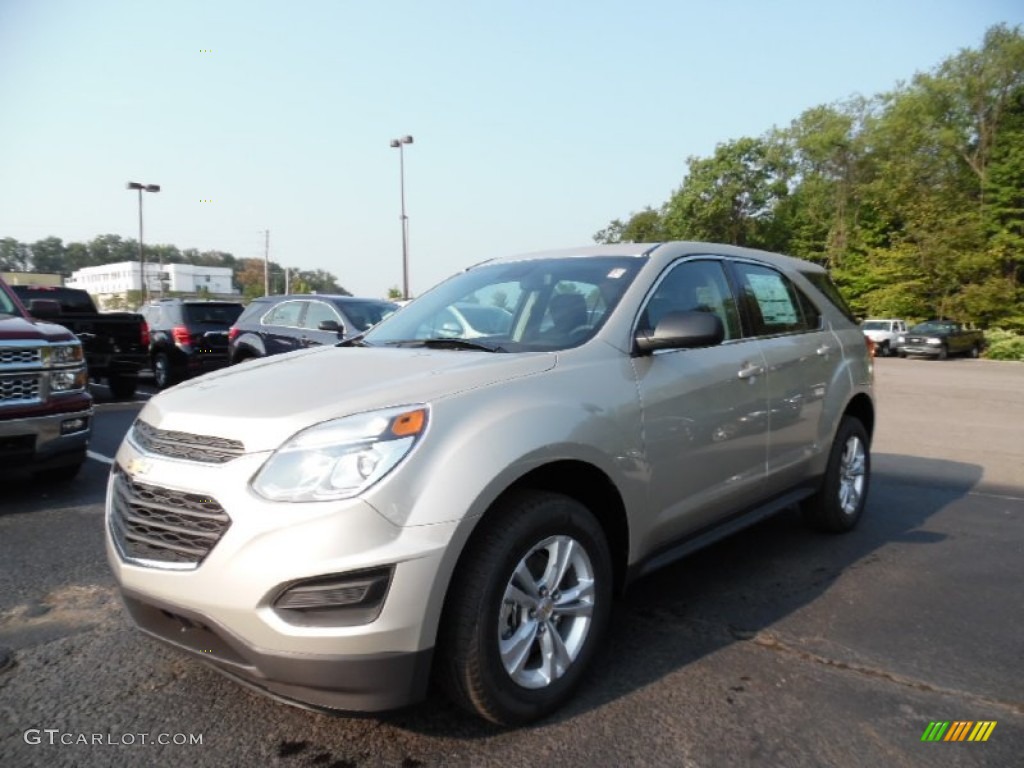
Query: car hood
0 314 75 342
136 346 556 452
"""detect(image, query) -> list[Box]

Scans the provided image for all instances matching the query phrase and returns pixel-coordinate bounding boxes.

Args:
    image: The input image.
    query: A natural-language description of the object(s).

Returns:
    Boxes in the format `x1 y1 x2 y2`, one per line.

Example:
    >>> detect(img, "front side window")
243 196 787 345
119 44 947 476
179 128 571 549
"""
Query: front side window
302 301 341 331
637 260 741 341
363 256 646 352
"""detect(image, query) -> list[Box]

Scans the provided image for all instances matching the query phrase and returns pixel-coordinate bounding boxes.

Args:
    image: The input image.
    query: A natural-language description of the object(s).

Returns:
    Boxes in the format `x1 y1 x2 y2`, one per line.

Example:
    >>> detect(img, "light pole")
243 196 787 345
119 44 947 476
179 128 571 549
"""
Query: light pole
126 181 160 302
389 135 413 300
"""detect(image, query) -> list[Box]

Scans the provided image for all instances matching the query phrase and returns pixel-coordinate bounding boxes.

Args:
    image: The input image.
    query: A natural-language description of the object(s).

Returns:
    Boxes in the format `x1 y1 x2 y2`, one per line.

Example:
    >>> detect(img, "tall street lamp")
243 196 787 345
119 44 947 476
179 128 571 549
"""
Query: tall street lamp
389 135 413 300
126 181 160 302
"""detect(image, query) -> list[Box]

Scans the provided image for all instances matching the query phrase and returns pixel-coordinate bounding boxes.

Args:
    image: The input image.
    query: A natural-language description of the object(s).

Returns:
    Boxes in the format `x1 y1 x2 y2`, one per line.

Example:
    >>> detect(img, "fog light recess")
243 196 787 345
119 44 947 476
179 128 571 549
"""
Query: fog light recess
272 566 393 627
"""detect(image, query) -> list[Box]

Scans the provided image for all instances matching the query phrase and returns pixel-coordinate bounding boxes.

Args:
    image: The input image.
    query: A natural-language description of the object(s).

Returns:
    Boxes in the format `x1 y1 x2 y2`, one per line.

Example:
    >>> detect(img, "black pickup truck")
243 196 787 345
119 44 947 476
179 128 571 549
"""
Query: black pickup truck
896 320 985 360
12 285 149 399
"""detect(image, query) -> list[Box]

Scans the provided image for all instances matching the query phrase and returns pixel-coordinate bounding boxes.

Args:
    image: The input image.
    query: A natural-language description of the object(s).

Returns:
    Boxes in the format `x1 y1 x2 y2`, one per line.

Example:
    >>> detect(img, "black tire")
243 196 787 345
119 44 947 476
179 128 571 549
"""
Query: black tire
153 352 176 389
436 490 613 726
802 416 871 533
878 341 891 357
107 374 137 400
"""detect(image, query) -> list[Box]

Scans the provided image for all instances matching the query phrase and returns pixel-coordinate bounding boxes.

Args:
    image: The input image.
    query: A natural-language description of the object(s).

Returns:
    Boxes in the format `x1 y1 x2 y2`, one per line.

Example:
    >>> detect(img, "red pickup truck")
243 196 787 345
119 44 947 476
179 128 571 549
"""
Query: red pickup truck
0 276 93 481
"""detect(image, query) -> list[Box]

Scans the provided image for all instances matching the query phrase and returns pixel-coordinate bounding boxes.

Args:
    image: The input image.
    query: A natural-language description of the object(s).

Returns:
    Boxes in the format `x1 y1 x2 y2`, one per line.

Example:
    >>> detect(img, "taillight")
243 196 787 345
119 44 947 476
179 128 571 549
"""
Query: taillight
140 320 150 348
864 335 876 357
172 325 192 345
227 326 239 342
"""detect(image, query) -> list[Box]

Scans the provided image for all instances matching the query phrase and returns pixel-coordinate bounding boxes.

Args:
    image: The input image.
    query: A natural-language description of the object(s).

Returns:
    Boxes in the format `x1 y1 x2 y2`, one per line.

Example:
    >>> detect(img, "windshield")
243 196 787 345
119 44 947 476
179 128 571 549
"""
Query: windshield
183 303 244 326
861 321 890 331
910 321 955 334
338 300 399 331
0 284 17 317
363 256 647 352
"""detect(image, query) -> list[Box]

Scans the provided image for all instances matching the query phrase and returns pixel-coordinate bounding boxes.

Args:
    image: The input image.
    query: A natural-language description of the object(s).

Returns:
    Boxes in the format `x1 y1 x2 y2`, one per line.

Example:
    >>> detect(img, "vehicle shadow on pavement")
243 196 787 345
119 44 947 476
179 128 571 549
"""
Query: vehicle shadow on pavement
381 453 984 737
0 460 109 516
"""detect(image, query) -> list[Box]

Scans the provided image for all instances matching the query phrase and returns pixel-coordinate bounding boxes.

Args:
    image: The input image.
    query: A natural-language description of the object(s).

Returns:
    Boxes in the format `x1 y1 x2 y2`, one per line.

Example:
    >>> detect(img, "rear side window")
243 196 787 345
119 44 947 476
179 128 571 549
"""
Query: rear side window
184 304 243 326
800 270 857 324
262 301 304 327
732 262 819 336
302 301 341 330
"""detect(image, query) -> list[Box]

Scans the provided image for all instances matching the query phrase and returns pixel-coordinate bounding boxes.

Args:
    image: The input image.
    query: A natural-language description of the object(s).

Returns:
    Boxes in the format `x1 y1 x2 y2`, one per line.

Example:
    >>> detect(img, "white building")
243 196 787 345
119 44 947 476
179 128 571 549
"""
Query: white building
67 261 239 306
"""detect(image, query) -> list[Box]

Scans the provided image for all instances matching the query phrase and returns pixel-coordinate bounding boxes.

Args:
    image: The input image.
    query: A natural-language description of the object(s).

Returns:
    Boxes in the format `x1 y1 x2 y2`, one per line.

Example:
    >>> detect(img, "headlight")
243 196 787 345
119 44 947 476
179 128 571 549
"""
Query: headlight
251 405 429 502
926 337 942 344
896 336 905 343
47 343 84 366
50 367 88 393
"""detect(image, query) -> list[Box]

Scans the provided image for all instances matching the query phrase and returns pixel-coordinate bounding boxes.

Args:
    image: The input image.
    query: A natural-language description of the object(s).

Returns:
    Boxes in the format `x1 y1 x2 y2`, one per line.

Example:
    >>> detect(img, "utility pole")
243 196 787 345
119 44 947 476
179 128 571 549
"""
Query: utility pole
285 267 290 294
263 230 270 296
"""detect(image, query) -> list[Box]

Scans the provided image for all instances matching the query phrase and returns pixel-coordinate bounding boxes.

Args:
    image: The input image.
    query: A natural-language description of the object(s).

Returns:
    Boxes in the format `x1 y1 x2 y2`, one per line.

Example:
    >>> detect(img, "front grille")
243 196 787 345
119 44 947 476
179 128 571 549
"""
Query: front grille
0 348 42 366
109 467 231 567
0 374 42 405
131 419 244 464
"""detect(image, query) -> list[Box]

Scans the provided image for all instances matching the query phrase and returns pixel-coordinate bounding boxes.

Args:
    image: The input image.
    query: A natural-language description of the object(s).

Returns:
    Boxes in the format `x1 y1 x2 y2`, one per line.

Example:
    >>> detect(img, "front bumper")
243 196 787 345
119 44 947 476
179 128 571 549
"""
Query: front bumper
121 590 433 712
900 344 943 357
105 439 461 712
0 403 91 471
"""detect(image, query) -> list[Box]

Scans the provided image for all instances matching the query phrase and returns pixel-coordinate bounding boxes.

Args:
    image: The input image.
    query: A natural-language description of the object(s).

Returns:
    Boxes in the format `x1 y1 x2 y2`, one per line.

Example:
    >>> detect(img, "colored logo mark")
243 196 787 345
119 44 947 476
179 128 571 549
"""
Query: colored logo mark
921 721 996 742
200 49 213 53
199 199 213 203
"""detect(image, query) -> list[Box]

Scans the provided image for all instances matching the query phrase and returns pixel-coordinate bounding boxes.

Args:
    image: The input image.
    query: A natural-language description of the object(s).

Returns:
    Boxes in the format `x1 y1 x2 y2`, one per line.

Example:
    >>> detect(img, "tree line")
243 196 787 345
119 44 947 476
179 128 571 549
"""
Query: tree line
0 233 350 301
596 24 1024 330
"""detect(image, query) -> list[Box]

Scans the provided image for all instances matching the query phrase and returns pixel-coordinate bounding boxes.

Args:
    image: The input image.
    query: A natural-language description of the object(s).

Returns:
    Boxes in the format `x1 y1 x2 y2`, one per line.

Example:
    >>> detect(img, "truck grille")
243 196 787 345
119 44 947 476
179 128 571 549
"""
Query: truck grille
0 374 42 405
130 419 244 464
109 467 231 567
0 348 42 366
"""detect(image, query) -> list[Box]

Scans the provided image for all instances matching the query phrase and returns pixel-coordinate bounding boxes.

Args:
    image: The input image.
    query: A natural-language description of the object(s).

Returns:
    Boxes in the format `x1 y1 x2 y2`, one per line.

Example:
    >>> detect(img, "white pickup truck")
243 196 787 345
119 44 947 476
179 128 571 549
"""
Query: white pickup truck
860 318 907 357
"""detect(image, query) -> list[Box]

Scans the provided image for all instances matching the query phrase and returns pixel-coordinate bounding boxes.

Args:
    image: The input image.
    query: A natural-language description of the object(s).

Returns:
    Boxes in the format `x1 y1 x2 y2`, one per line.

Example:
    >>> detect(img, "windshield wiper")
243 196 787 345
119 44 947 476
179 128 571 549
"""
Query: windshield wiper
336 333 371 347
385 338 507 353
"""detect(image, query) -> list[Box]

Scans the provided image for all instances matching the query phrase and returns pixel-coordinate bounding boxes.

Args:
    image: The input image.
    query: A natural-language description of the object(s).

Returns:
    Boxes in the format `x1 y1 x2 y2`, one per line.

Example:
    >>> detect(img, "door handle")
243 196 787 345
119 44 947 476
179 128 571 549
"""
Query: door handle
737 362 764 379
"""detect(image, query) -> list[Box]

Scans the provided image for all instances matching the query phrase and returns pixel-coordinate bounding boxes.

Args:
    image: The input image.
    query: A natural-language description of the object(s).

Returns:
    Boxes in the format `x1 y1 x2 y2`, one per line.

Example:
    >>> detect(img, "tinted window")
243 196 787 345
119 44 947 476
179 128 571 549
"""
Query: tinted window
639 260 741 341
183 303 243 326
262 301 304 327
733 263 816 336
11 286 94 313
800 270 857 323
338 300 398 332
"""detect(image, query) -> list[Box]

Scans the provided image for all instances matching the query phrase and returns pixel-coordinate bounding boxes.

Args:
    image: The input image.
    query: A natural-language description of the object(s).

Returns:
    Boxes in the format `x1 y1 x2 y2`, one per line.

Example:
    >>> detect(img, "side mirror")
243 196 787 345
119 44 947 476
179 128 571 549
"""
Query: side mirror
318 319 342 335
28 299 62 319
635 311 724 355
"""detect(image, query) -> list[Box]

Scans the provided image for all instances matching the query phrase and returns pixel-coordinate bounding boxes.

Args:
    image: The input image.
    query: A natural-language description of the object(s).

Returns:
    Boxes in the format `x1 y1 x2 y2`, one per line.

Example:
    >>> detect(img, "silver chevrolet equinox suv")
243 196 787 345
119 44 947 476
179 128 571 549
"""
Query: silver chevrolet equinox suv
106 242 874 725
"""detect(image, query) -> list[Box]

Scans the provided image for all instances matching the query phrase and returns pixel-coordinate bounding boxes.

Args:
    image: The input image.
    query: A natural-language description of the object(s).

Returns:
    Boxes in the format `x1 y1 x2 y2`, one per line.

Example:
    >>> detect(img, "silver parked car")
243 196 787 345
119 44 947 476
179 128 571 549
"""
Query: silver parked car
105 242 874 725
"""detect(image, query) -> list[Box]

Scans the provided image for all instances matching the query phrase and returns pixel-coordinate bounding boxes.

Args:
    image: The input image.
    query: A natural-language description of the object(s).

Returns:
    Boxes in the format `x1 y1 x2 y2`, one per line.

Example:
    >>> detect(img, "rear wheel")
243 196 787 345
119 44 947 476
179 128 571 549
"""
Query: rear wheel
153 353 175 389
437 491 612 726
802 416 870 533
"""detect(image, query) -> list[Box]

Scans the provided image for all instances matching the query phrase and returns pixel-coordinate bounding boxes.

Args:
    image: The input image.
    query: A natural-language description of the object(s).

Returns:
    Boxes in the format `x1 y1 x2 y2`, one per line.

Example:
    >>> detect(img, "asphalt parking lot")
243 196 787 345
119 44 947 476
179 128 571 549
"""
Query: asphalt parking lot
1 359 1022 767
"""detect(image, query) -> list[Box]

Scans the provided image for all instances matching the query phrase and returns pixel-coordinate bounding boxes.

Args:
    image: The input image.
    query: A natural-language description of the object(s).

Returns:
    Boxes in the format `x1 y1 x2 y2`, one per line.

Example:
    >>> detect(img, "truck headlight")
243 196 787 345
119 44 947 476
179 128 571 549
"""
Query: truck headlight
896 336 905 343
50 367 88 393
47 343 84 366
252 405 429 502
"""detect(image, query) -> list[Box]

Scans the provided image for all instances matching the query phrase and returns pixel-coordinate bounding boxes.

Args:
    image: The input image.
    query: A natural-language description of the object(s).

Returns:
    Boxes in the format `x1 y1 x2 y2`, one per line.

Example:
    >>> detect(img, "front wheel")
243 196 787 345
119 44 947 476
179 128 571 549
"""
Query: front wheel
802 416 871 533
437 491 612 726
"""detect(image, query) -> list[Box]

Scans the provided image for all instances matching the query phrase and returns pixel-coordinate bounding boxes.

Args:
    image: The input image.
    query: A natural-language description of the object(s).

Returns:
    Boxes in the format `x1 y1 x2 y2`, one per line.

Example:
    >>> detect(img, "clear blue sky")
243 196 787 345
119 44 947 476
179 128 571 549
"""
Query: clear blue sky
2 1 1022 298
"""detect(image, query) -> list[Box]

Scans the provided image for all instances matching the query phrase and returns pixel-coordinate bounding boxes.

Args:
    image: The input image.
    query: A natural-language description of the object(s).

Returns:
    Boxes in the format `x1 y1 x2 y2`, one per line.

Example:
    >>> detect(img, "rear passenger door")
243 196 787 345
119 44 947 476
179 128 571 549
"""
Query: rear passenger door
728 261 833 492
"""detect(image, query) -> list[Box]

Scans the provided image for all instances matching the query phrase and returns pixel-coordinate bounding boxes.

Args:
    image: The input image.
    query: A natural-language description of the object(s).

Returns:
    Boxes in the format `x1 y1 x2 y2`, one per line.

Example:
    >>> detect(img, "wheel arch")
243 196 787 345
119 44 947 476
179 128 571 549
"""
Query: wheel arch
843 392 875 441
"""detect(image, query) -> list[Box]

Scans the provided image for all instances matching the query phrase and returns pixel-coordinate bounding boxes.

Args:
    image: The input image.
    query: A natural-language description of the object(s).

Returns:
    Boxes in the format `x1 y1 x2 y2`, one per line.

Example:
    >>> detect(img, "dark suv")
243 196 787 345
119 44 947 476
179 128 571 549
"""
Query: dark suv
139 299 245 388
228 294 397 363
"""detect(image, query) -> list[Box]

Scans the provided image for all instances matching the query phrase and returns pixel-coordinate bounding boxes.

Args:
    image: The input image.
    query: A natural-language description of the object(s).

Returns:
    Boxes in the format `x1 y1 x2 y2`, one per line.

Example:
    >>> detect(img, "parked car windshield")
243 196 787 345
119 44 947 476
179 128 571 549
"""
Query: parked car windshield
337 299 399 331
910 321 956 333
363 256 647 352
861 320 890 331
